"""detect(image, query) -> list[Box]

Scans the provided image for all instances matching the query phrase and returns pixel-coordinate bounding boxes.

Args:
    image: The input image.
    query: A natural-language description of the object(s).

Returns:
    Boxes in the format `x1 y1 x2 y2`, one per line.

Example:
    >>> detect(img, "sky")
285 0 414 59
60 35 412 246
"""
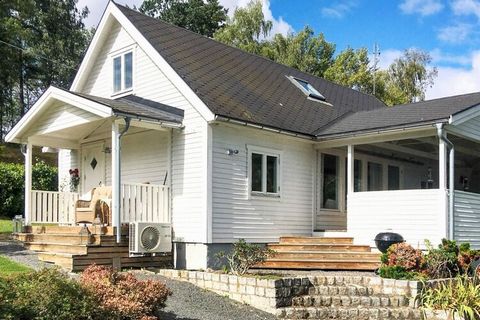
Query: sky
77 0 480 100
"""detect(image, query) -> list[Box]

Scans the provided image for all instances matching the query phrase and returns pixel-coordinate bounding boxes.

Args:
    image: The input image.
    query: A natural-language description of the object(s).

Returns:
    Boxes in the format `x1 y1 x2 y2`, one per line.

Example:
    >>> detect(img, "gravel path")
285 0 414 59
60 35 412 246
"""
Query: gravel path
136 272 276 320
0 240 53 270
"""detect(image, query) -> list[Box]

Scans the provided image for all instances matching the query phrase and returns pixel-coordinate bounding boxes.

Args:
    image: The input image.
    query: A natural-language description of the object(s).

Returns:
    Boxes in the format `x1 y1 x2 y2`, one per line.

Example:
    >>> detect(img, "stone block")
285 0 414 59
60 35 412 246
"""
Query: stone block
340 295 351 306
351 296 360 306
371 296 381 307
220 274 229 284
238 285 247 294
238 276 247 285
255 286 265 296
246 277 257 286
326 276 336 285
203 273 212 281
265 287 276 298
380 297 390 307
256 279 268 287
301 278 310 286
293 278 302 286
229 283 238 293
220 282 229 291
246 285 256 295
180 270 188 279
211 273 220 282
228 275 238 285
267 278 283 288
188 271 197 280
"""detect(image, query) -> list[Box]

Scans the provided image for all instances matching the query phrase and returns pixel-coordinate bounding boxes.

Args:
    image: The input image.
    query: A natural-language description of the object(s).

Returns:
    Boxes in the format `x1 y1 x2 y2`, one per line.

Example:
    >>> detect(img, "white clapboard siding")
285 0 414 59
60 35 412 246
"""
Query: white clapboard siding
105 130 170 186
211 124 314 243
30 190 79 224
121 183 170 223
58 149 80 191
25 103 101 137
454 190 480 249
79 20 209 243
347 189 447 248
449 115 480 142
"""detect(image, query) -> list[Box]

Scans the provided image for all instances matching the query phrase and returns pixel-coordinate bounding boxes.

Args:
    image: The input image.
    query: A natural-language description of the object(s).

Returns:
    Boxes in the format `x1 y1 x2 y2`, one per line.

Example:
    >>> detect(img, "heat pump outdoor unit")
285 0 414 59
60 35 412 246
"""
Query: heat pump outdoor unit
129 222 172 255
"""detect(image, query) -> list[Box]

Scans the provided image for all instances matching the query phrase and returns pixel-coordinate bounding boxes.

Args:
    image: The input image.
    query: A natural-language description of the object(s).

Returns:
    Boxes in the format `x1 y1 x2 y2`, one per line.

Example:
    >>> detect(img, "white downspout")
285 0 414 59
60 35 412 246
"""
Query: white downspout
436 123 455 240
112 117 131 243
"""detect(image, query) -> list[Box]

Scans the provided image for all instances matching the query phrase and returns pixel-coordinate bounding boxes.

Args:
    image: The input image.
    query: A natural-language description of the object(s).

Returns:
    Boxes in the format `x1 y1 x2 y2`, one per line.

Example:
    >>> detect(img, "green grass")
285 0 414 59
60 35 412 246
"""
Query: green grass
0 218 12 234
0 256 32 276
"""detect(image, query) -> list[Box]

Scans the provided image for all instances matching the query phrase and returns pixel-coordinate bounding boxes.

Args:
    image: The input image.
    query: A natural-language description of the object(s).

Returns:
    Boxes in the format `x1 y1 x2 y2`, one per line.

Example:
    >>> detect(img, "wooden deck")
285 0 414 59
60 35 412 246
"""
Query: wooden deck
257 236 381 270
14 225 172 271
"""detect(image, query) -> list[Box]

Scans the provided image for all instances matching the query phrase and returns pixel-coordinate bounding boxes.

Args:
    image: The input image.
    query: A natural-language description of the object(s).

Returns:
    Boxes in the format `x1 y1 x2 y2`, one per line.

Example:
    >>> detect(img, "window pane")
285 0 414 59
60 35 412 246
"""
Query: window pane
388 165 400 190
266 155 277 193
322 154 338 209
354 159 362 192
113 57 121 92
251 153 263 192
124 52 133 89
368 162 383 191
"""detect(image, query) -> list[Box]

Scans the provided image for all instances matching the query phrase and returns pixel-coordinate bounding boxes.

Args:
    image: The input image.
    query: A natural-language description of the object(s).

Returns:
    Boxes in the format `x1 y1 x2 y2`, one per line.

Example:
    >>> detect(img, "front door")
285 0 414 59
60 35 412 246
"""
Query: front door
82 143 105 193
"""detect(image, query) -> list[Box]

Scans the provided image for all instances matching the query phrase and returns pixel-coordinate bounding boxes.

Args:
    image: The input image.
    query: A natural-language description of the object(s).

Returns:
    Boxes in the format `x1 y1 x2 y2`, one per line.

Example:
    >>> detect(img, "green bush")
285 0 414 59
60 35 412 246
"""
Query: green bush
378 265 426 281
421 274 480 319
0 268 104 320
0 160 57 218
216 239 276 275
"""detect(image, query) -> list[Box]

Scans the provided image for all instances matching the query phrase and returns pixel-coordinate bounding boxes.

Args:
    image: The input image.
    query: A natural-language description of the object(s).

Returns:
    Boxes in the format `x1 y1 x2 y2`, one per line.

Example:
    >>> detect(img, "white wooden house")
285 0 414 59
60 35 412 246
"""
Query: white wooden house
6 2 480 270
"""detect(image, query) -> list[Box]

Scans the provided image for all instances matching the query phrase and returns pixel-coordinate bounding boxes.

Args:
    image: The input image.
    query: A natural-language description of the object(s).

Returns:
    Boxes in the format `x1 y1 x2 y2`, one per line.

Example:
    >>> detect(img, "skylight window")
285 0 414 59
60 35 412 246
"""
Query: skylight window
288 76 326 101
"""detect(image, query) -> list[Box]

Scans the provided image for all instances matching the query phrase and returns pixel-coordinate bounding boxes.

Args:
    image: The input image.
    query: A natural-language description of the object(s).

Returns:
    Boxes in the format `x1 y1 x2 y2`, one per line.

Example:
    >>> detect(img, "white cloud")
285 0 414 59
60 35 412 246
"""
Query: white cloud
437 23 473 43
219 0 292 36
430 48 471 66
321 1 357 19
426 51 480 99
77 0 142 28
376 49 403 70
451 0 480 19
399 0 443 16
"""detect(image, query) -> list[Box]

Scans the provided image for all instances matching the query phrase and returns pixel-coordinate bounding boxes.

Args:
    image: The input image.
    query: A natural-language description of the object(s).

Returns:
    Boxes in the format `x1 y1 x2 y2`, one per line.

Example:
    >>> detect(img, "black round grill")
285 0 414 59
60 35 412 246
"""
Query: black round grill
374 232 404 253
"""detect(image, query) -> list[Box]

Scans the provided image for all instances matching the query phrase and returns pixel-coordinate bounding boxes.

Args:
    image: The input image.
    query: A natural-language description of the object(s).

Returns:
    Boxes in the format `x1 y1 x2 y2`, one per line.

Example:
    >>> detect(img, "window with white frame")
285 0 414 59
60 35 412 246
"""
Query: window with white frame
112 51 133 94
249 147 280 196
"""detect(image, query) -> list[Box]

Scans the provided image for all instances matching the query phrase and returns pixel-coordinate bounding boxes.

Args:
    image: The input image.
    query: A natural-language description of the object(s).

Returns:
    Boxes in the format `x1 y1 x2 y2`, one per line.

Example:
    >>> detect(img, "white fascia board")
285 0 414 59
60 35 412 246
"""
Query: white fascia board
71 2 215 122
5 86 112 143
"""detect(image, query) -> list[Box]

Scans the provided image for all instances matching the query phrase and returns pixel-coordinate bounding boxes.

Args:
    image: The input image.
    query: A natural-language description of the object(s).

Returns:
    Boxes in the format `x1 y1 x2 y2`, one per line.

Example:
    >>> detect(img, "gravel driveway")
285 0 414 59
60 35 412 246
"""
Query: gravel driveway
137 273 276 320
0 240 52 270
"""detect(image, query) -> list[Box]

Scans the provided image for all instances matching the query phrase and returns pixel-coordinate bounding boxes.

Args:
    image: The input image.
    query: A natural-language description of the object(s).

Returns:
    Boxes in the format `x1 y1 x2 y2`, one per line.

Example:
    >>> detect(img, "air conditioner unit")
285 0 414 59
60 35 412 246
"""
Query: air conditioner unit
129 222 172 255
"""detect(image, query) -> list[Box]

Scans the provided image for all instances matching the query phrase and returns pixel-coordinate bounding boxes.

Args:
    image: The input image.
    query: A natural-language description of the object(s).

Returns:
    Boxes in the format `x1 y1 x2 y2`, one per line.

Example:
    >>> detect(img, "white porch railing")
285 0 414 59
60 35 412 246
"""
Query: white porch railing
121 183 170 223
347 189 447 248
30 190 79 224
453 190 480 249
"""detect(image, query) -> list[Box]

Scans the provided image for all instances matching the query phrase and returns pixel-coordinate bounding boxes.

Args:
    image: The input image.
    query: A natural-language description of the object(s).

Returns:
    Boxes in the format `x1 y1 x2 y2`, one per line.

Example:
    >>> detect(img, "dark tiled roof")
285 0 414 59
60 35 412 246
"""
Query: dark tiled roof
71 91 184 124
316 92 480 137
115 4 386 136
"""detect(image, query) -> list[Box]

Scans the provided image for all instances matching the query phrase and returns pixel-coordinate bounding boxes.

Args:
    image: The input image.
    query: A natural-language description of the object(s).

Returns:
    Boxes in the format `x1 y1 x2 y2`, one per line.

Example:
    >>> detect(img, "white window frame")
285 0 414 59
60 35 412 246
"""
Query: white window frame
247 145 282 198
110 46 135 97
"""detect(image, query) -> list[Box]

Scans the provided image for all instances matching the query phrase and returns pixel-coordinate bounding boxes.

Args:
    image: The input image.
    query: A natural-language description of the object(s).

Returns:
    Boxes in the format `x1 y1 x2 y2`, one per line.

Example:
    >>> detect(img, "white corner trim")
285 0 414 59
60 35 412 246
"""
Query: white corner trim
71 2 215 122
5 86 112 143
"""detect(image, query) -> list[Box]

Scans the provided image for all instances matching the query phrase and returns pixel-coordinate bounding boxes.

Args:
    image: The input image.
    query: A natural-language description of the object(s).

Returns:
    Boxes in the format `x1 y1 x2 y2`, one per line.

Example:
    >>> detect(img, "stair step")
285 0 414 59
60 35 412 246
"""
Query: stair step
25 242 88 255
16 233 94 245
276 306 421 320
268 243 372 252
272 251 380 260
279 236 354 245
38 252 75 270
257 259 380 270
26 225 88 234
292 295 410 308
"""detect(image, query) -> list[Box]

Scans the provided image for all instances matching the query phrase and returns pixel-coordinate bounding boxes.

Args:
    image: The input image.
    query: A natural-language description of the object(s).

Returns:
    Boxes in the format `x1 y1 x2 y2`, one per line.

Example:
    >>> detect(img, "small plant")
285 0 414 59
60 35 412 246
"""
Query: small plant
378 265 426 281
69 168 80 192
421 273 480 319
385 242 424 271
424 239 461 279
80 265 172 319
216 239 275 275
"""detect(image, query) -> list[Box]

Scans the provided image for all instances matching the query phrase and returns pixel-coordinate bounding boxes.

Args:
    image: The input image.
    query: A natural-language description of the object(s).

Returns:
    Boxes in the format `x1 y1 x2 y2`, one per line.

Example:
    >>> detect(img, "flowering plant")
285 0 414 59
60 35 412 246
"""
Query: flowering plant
69 168 80 192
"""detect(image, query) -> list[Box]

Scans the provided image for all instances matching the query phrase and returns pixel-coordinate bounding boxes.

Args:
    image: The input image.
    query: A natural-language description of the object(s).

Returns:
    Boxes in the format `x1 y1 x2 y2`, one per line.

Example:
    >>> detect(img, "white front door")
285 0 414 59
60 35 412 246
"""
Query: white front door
82 143 105 193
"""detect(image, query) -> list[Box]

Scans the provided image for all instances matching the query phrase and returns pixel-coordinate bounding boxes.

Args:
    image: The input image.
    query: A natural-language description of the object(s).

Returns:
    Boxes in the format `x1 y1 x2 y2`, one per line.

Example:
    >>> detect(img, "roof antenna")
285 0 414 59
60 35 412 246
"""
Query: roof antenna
372 43 380 96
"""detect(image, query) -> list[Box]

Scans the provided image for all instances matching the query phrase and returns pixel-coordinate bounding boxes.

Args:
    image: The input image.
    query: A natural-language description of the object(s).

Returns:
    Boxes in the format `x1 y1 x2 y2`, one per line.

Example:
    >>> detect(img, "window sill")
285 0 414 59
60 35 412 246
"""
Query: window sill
111 88 133 98
250 192 281 201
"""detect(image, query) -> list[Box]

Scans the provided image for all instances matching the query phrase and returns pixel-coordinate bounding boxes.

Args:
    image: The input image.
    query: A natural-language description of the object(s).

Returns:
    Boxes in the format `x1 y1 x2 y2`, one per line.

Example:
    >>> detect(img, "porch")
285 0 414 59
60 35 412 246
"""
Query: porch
315 125 480 249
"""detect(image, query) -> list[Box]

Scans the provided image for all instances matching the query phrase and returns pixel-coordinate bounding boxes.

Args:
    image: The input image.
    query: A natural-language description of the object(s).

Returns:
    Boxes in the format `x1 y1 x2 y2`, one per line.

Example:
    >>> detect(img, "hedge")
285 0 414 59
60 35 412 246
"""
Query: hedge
0 160 57 218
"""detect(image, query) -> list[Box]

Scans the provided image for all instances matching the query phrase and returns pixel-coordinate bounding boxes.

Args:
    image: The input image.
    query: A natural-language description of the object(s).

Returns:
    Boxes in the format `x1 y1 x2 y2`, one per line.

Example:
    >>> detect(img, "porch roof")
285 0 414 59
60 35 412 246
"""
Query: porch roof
315 92 480 138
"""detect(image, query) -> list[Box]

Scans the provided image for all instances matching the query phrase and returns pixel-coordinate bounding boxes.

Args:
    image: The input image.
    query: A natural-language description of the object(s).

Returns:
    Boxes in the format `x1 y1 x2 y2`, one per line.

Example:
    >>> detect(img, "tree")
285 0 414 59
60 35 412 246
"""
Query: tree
385 49 438 104
213 0 272 55
0 0 91 140
265 27 335 77
324 47 372 92
139 0 227 37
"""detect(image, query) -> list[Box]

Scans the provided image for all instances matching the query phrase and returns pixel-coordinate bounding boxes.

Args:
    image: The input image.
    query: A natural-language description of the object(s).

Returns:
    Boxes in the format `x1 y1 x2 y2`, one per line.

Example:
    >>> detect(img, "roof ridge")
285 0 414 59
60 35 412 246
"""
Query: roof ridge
114 3 385 106
395 91 480 107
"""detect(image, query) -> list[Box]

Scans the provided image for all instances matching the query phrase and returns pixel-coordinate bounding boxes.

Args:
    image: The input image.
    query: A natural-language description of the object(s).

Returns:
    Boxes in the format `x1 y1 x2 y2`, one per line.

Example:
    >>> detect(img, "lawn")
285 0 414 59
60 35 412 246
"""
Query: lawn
0 256 31 276
0 217 12 234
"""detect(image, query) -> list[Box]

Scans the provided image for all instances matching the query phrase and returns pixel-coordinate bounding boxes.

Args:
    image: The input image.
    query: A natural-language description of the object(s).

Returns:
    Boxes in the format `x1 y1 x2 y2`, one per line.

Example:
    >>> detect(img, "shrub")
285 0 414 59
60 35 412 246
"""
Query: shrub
80 265 172 319
0 160 57 218
421 274 480 319
0 268 103 320
424 239 461 279
216 239 275 275
385 242 424 271
378 265 426 281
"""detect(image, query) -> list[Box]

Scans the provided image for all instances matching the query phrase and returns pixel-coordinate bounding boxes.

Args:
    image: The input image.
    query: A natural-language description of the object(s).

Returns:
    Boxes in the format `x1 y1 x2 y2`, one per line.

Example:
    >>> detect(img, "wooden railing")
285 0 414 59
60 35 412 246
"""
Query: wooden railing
121 183 170 223
30 190 79 224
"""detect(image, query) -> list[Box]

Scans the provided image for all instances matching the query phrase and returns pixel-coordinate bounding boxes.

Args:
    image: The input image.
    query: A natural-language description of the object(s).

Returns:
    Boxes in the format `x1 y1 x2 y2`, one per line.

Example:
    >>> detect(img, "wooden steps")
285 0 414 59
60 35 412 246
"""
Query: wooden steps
258 236 381 271
17 225 172 272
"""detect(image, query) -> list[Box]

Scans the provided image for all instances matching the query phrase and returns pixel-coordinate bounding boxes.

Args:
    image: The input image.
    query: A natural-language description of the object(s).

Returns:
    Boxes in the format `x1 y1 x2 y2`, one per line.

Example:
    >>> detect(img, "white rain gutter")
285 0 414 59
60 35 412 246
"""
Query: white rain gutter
436 123 454 240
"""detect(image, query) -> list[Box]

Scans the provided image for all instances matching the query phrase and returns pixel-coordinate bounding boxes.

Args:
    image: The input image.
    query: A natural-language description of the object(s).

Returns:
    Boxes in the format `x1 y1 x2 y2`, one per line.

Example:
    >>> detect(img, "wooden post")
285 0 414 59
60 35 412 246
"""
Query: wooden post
439 139 447 190
112 121 121 242
24 142 32 225
347 145 354 195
